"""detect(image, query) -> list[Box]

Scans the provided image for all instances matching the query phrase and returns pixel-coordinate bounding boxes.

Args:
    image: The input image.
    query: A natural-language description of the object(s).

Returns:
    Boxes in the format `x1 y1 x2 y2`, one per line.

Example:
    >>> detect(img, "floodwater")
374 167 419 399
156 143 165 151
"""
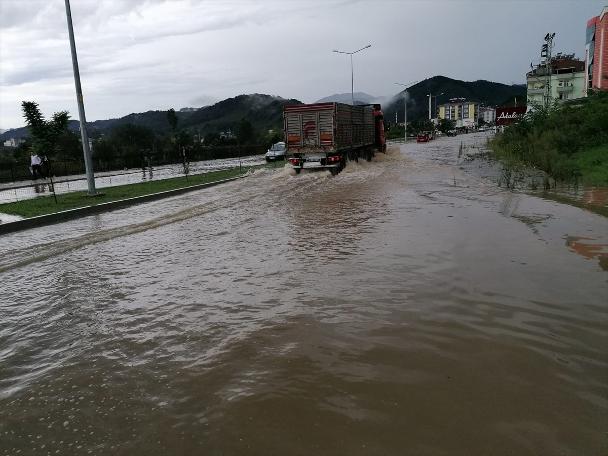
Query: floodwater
1 134 606 455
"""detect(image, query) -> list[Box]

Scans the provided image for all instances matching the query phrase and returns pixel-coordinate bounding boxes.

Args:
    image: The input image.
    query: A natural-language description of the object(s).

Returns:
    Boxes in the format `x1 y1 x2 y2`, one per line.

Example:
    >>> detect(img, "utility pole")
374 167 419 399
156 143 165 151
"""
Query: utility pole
404 96 407 142
541 32 556 109
426 92 444 122
64 0 96 195
395 81 418 142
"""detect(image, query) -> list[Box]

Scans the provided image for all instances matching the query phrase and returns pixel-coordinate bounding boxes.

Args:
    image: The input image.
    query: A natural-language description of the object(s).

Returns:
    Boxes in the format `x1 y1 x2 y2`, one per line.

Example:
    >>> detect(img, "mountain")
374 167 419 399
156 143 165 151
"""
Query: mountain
0 79 526 142
383 76 526 123
316 92 377 105
0 94 300 142
0 109 196 142
180 94 301 134
0 125 37 142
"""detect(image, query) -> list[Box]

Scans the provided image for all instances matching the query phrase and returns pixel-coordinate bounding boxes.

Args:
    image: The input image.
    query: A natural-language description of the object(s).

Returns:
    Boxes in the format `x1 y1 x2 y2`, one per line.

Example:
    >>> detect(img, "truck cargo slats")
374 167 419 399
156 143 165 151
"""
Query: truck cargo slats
284 102 376 154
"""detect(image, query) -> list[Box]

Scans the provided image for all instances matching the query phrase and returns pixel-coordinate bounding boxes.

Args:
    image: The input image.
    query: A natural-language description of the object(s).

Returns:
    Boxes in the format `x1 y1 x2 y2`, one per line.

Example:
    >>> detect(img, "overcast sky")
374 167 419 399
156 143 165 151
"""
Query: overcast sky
0 0 603 129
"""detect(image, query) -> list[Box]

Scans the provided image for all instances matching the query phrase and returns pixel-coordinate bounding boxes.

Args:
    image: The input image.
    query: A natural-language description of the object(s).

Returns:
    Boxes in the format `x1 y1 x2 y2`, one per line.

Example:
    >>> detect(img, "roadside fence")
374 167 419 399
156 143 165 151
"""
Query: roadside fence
0 146 268 206
0 144 267 184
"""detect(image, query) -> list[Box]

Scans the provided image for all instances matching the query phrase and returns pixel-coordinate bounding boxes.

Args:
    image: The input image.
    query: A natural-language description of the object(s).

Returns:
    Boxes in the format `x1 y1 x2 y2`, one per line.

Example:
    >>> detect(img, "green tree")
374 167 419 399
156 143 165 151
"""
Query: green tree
103 123 155 167
438 118 455 134
21 101 71 158
491 91 608 184
92 137 115 165
54 130 81 160
410 119 435 135
167 108 178 133
204 132 221 146
262 129 282 148
236 118 255 144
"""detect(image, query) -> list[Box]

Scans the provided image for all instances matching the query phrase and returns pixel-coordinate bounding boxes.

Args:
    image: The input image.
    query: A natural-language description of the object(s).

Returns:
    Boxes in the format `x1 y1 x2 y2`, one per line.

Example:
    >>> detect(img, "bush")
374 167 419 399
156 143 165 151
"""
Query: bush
491 91 608 184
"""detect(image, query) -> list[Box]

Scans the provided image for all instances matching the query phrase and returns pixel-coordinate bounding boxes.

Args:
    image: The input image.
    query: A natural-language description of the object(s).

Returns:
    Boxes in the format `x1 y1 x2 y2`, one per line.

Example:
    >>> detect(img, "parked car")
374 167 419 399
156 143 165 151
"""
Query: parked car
265 142 286 162
446 130 457 137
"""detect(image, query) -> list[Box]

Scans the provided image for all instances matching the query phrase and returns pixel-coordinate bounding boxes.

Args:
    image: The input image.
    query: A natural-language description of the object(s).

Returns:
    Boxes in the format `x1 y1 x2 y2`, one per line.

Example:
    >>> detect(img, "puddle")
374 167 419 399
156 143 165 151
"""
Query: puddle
565 236 608 271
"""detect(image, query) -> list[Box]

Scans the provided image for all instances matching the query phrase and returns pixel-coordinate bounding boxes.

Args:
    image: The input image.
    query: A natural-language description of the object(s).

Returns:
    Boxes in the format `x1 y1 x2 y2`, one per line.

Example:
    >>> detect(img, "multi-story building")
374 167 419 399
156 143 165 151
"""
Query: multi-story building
437 98 479 129
586 6 608 92
2 138 24 148
526 54 585 109
479 106 496 125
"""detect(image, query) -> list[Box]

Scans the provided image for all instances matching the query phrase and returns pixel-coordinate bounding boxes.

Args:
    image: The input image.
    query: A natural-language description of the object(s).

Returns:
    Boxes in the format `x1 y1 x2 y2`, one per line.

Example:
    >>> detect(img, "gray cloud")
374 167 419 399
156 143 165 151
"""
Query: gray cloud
0 0 602 129
188 94 219 107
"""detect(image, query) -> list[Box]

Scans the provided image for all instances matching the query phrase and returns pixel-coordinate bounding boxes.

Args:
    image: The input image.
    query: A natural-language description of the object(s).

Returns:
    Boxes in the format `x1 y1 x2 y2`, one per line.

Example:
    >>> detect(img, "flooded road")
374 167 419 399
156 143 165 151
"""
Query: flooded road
1 133 607 455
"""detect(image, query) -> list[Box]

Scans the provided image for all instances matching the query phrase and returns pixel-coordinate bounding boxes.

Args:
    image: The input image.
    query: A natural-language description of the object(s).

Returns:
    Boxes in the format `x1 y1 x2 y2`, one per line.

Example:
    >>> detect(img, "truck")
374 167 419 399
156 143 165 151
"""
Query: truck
283 103 386 175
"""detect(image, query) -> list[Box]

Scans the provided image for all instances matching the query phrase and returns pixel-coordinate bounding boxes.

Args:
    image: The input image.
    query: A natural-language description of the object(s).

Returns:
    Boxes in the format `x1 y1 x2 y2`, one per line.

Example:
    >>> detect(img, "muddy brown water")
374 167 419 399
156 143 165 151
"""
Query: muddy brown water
1 133 607 455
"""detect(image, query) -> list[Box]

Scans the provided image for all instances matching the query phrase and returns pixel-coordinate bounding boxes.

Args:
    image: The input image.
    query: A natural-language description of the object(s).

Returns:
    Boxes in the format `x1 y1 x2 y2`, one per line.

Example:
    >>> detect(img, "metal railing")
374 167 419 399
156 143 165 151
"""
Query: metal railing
0 148 267 206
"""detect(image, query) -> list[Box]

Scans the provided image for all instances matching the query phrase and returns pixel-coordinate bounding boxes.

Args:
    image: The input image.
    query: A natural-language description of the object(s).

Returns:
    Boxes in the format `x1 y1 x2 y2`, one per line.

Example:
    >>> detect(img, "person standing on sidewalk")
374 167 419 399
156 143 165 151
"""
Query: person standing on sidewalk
30 153 42 179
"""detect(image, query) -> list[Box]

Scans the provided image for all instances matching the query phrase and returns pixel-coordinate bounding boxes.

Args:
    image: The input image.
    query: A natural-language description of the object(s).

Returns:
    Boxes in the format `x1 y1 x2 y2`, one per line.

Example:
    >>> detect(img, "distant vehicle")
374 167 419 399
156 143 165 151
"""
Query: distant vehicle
446 130 457 137
416 132 431 142
265 142 286 162
284 103 386 175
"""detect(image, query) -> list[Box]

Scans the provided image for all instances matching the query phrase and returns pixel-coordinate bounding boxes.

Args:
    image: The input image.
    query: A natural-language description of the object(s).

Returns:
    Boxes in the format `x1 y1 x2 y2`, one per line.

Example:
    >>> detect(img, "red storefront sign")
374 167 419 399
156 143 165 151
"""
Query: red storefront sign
495 106 526 126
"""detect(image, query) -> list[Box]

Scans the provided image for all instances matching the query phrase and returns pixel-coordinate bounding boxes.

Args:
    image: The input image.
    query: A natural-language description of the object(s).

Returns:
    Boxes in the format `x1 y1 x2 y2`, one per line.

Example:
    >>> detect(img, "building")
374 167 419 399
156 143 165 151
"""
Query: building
479 106 496 125
526 54 585 109
586 6 608 92
219 129 235 140
2 138 24 148
437 98 479 129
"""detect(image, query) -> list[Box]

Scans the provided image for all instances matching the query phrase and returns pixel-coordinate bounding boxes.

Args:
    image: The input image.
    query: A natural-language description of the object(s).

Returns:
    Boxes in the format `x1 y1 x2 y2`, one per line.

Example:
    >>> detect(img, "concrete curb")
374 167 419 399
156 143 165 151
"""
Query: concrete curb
0 175 244 235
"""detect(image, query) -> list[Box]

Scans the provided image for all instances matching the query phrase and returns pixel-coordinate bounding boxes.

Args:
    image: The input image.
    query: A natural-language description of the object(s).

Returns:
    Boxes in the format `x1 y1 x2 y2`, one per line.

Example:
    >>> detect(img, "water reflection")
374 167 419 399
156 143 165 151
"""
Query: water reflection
0 135 606 455
566 235 608 271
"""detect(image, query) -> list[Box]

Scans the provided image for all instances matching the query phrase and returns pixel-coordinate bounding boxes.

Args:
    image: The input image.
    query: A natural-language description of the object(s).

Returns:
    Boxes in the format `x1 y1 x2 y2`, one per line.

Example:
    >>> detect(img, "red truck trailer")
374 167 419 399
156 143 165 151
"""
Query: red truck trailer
284 103 386 175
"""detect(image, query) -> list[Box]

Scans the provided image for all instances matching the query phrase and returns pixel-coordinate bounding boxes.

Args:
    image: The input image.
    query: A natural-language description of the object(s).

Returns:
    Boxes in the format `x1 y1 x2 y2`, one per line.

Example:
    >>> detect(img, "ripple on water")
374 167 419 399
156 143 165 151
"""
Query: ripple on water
0 141 607 454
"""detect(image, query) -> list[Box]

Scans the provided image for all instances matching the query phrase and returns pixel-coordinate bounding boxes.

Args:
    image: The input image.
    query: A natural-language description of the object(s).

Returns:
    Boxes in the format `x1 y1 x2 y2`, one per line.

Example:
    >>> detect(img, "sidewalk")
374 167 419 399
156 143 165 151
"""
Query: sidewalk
0 155 265 204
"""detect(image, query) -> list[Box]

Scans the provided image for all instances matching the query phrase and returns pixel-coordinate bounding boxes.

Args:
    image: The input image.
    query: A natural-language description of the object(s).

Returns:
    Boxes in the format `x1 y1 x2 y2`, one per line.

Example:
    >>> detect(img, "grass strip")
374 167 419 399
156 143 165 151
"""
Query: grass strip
0 167 249 218
570 144 608 187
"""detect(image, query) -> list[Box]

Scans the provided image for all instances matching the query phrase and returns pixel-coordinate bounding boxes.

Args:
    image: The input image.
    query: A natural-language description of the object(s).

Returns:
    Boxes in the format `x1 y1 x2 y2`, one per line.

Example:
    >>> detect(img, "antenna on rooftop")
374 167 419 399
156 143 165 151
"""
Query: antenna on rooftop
542 33 556 108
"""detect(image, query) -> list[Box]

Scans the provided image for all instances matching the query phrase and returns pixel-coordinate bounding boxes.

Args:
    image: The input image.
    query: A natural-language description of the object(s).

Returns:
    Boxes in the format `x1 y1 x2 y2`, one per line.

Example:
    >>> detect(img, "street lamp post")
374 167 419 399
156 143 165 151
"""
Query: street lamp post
395 81 419 142
426 92 444 121
64 0 96 195
333 45 372 105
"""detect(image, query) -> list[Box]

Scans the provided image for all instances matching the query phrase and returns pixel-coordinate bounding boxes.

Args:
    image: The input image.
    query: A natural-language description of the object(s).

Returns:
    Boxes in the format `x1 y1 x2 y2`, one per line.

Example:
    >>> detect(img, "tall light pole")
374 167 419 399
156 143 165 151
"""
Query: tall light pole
333 44 371 105
395 81 419 142
426 92 444 121
64 0 96 195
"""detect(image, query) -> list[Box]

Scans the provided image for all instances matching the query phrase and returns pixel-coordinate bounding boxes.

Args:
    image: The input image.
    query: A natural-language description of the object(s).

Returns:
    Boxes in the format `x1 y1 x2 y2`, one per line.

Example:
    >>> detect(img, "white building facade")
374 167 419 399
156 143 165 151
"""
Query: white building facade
527 55 586 110
479 106 496 124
